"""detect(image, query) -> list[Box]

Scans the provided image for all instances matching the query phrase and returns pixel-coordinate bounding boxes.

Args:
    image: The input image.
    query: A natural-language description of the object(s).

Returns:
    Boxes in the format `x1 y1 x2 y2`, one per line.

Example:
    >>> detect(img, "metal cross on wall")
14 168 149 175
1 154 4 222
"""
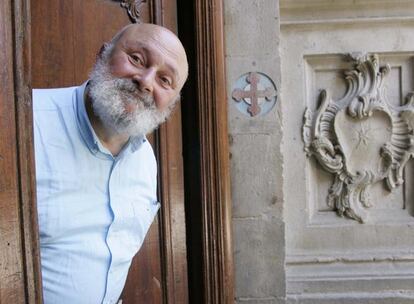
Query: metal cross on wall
232 72 276 117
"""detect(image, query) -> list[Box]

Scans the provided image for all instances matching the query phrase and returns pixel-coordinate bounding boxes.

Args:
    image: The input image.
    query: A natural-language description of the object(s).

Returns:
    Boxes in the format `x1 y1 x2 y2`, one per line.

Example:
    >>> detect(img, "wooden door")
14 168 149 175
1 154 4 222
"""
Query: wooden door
1 0 234 303
31 0 187 303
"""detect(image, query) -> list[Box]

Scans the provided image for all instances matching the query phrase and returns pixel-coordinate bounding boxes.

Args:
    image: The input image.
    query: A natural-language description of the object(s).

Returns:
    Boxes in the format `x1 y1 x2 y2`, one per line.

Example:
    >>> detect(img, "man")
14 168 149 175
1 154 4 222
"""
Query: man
33 23 188 303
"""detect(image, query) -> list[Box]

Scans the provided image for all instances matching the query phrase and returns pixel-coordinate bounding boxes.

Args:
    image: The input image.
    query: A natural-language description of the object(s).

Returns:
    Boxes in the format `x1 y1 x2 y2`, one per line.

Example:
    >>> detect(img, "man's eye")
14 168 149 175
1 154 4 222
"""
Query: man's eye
130 54 143 65
160 76 172 87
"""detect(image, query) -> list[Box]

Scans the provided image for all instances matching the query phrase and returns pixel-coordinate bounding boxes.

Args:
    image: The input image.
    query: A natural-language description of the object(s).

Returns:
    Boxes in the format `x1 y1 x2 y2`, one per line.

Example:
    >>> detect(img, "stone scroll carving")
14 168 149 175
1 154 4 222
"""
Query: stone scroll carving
302 54 414 223
113 0 146 23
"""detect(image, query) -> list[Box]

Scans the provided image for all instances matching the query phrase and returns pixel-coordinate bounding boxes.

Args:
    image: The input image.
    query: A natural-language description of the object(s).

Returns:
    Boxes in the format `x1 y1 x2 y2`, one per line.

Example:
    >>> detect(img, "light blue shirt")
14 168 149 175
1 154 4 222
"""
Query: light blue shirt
33 82 160 304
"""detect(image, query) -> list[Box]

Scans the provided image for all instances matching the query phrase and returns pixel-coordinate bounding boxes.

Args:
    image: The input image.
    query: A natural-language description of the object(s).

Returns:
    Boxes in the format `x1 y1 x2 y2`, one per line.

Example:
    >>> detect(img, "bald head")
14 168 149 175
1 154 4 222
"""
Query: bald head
108 23 188 89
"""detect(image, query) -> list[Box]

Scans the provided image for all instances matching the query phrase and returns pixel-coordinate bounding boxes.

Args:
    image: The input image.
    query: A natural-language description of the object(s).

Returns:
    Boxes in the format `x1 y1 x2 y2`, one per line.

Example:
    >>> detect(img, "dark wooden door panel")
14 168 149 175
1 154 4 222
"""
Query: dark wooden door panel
0 0 41 302
31 0 133 88
121 218 163 303
0 1 26 301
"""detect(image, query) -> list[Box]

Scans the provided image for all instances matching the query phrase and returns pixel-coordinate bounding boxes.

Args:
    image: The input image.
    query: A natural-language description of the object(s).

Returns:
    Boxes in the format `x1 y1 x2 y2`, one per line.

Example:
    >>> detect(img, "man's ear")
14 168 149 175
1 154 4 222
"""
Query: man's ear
97 43 109 59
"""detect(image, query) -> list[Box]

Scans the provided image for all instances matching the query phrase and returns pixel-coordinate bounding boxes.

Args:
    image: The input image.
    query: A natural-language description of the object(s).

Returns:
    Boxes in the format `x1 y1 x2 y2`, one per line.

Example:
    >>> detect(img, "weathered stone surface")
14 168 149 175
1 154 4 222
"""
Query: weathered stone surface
224 0 280 58
287 294 414 304
233 218 285 298
230 133 283 219
237 297 286 304
224 1 414 303
225 0 285 303
281 1 414 303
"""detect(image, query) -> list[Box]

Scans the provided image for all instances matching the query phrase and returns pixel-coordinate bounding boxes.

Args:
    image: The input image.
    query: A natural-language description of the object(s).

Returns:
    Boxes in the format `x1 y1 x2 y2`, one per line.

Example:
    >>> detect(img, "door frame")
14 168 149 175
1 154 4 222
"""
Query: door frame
191 1 234 303
7 0 43 302
152 1 234 302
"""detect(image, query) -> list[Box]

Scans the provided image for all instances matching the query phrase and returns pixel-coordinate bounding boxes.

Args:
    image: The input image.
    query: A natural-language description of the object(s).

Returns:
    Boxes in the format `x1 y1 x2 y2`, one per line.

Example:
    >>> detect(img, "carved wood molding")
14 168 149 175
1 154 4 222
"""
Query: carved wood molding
303 53 414 223
13 0 44 302
1 0 43 302
195 0 235 302
113 0 146 23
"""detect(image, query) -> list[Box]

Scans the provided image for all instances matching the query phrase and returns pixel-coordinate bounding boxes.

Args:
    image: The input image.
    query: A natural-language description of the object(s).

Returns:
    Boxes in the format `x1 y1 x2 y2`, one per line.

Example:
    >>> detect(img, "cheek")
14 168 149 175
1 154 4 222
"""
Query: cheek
154 91 175 112
108 57 133 77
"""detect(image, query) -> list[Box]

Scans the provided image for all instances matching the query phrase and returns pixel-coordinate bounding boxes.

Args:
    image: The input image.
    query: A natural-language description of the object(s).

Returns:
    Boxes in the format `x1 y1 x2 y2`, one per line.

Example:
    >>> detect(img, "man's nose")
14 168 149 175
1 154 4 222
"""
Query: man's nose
134 68 156 93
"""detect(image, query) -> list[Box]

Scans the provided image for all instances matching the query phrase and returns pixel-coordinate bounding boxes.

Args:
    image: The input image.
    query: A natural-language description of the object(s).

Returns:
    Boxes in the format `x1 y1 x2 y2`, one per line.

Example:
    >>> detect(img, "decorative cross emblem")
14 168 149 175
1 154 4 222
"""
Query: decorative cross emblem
232 72 276 117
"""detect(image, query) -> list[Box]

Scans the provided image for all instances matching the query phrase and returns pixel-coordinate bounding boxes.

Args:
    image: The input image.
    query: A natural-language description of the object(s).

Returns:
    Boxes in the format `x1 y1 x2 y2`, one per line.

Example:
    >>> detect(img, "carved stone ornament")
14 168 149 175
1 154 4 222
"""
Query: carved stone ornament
113 0 146 23
302 53 414 223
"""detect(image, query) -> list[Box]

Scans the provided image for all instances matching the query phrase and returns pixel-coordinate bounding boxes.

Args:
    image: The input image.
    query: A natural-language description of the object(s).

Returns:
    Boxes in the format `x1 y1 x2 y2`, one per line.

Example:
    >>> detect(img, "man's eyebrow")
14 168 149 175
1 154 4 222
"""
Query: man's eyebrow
163 63 179 81
125 40 180 81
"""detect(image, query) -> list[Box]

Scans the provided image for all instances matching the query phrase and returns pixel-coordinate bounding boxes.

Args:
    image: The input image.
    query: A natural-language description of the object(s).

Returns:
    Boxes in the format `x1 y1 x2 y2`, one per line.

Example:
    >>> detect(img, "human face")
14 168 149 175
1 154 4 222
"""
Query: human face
88 53 175 137
107 25 188 113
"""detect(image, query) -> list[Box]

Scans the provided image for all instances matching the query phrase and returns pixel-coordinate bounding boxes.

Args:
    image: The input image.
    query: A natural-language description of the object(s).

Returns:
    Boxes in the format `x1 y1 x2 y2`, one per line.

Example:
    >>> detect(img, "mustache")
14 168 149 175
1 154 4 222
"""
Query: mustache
113 78 154 107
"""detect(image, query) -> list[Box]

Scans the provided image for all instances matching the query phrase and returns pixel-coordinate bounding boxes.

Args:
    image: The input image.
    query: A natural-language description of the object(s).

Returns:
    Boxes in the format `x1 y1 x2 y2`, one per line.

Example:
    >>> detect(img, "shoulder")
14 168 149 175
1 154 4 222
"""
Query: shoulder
140 139 157 169
32 86 82 145
128 138 157 175
32 86 78 111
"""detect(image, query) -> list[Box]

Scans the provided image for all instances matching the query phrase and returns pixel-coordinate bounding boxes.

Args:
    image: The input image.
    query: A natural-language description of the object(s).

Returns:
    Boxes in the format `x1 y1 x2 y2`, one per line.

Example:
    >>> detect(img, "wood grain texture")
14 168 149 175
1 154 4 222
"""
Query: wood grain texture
194 0 235 302
0 0 40 302
31 0 137 88
13 0 43 302
121 219 163 303
0 2 26 301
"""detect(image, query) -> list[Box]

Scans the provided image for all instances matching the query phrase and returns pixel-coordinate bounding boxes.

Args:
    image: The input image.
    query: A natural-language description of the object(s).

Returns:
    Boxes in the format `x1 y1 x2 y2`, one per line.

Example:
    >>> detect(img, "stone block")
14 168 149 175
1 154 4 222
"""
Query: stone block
233 218 285 298
236 297 286 304
226 47 282 130
224 0 280 57
230 133 283 218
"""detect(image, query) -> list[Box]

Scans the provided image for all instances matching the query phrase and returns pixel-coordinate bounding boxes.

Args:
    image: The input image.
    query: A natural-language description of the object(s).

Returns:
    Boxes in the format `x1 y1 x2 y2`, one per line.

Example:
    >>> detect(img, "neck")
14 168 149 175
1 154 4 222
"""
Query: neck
85 92 130 156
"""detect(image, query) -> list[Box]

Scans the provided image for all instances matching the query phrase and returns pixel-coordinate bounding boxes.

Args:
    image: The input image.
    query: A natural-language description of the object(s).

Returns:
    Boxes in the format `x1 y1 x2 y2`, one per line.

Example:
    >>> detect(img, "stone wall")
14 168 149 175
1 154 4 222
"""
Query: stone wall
281 0 414 303
225 0 414 303
224 0 285 303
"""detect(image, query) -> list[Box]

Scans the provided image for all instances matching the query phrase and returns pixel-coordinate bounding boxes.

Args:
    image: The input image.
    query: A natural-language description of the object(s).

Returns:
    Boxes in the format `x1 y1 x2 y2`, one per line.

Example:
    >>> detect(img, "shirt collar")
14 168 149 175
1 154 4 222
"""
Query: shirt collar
74 81 146 156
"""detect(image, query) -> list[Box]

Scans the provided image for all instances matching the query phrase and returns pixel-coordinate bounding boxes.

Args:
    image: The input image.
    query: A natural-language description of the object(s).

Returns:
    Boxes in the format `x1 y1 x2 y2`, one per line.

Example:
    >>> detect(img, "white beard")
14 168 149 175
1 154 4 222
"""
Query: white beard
88 55 174 137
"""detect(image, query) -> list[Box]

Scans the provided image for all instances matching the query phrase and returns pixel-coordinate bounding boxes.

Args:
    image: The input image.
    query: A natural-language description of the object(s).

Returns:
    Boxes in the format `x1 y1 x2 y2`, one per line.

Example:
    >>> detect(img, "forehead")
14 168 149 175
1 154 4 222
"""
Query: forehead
122 36 180 62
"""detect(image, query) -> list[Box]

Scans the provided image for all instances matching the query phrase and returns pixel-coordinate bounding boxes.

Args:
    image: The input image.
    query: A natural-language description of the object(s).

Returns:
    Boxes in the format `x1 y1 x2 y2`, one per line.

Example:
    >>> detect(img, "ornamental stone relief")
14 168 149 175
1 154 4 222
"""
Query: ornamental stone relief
302 53 414 223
